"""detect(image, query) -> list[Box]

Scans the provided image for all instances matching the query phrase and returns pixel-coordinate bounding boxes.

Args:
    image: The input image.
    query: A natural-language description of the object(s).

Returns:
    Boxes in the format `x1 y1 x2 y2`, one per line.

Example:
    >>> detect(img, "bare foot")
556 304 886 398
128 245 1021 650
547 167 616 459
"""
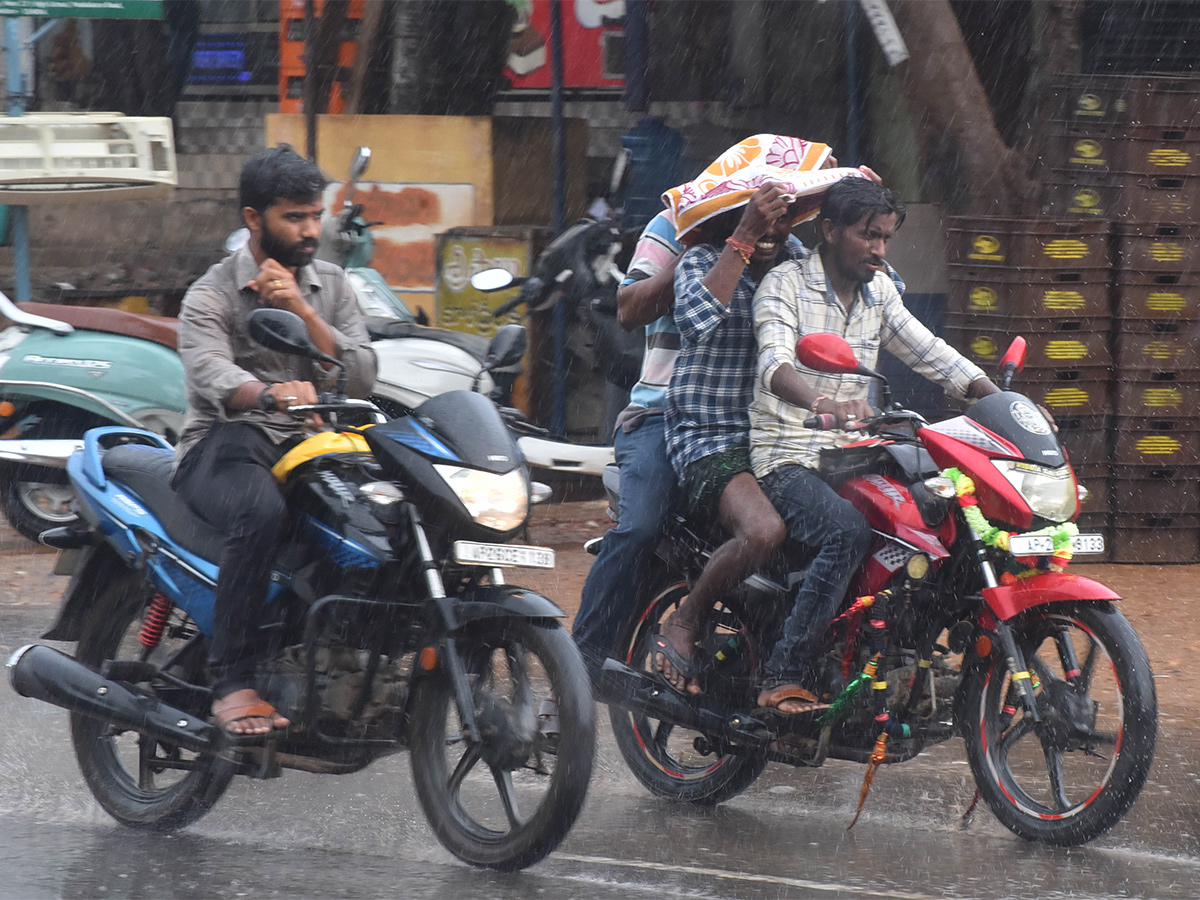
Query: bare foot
213 688 290 737
653 617 700 695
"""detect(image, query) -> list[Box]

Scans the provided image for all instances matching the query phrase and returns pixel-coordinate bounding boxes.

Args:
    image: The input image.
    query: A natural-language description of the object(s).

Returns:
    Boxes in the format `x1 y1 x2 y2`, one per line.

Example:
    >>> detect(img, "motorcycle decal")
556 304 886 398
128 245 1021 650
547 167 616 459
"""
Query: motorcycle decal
393 417 460 462
863 474 904 507
1010 400 1051 436
872 540 910 573
21 354 111 370
110 491 147 518
924 416 1019 456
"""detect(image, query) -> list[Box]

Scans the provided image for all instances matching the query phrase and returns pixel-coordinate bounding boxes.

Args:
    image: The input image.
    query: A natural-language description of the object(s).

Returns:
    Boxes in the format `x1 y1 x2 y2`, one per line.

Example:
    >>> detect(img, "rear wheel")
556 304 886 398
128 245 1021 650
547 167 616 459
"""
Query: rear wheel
961 602 1156 845
409 618 594 871
70 570 233 831
608 581 768 805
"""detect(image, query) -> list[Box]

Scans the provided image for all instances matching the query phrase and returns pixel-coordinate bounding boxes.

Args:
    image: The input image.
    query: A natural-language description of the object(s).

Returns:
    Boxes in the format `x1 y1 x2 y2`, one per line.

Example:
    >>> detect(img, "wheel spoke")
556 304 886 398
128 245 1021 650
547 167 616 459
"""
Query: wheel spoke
1073 640 1099 696
447 741 482 796
492 767 523 827
999 713 1035 759
137 736 157 791
1042 744 1071 811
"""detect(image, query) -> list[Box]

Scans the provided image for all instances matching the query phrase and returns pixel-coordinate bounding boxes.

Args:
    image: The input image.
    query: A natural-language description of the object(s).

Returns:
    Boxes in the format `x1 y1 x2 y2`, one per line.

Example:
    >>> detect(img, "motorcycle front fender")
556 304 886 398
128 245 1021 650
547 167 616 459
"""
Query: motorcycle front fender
453 584 565 626
982 571 1121 621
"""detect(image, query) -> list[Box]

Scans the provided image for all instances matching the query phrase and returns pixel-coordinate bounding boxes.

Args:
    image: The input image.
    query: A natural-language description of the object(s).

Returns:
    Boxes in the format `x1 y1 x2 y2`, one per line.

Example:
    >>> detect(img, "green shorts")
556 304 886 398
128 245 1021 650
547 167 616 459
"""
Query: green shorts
682 445 753 521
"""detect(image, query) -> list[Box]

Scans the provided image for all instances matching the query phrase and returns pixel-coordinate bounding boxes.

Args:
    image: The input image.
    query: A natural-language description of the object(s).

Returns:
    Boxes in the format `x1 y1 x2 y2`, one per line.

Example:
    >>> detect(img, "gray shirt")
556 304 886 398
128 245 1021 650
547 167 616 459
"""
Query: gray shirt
175 244 378 464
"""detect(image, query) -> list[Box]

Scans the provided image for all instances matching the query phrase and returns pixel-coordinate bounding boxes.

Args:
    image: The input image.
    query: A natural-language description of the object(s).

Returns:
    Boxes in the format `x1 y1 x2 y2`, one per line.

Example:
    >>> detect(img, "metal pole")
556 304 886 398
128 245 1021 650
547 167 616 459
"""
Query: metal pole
6 18 29 303
549 0 567 438
845 0 863 168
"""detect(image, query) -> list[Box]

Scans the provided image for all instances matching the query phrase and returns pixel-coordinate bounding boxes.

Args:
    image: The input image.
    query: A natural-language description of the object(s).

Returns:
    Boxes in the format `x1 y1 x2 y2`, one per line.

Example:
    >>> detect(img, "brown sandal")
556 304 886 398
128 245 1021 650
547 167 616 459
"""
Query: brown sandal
757 683 831 716
213 691 289 742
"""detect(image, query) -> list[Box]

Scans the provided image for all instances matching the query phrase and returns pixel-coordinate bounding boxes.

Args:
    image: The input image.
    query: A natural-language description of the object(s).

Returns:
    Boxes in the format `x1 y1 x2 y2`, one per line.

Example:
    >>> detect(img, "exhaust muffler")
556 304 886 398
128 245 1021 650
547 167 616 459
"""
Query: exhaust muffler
7 644 216 754
596 658 771 749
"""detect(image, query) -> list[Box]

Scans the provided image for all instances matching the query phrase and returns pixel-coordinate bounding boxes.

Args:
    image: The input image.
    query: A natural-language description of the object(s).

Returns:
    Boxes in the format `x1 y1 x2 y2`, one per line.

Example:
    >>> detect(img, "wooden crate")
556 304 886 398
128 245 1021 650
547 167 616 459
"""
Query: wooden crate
1113 321 1200 371
946 268 1111 318
944 217 1112 270
1110 514 1200 564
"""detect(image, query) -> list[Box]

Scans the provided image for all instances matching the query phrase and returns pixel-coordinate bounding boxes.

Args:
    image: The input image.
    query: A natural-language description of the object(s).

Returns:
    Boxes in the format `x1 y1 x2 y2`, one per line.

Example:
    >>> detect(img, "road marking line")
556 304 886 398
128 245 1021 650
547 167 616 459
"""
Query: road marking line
552 853 937 899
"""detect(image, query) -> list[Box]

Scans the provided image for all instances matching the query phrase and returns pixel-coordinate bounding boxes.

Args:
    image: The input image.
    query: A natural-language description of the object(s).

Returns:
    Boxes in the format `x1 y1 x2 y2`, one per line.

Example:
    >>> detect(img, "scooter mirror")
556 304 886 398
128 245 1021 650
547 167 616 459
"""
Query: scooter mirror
350 146 371 182
471 268 516 292
224 227 250 253
248 308 339 369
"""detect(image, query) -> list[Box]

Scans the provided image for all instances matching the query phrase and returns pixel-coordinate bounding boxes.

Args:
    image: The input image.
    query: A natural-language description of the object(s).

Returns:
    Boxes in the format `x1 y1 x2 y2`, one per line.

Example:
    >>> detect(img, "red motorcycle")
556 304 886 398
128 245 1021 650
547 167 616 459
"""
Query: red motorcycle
596 334 1156 846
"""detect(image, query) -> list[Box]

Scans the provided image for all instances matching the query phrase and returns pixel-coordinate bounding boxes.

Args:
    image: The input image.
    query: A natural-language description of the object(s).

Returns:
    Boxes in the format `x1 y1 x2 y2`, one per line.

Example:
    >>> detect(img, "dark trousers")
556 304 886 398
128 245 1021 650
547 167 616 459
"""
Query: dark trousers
761 464 874 682
173 422 292 700
572 419 676 672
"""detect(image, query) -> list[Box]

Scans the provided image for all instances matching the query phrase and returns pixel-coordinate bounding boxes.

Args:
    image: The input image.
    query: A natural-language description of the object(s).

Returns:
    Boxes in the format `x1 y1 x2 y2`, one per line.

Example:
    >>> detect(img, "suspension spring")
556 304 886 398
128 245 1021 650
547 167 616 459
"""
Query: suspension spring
138 592 174 648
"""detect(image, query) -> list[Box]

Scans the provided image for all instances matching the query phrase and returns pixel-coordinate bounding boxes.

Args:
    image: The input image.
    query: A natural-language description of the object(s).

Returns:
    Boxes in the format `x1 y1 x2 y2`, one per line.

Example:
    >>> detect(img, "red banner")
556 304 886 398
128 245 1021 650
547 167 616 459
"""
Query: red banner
505 0 625 89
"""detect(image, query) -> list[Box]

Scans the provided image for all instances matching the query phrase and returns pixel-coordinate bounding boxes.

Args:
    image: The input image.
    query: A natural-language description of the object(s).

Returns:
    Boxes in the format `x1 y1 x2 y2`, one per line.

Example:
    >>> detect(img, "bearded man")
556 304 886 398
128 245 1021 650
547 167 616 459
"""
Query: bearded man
173 145 377 739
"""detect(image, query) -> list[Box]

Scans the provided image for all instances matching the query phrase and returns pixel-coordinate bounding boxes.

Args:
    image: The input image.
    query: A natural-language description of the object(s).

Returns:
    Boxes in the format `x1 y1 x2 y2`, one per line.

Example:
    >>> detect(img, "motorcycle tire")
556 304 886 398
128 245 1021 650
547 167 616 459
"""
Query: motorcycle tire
608 580 768 806
70 569 234 831
409 617 595 871
1 474 78 543
961 601 1157 846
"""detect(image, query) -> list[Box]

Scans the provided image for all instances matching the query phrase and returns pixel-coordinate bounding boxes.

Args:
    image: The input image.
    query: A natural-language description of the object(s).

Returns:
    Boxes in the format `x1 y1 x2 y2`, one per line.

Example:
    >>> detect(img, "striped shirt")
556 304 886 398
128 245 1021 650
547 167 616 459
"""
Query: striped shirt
750 250 985 476
620 211 683 427
665 239 811 479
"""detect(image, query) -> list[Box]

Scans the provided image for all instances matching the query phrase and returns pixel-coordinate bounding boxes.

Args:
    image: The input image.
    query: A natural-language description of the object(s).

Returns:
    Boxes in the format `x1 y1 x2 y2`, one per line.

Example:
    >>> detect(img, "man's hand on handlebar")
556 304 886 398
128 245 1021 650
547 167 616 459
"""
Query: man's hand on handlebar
262 380 324 425
813 396 874 431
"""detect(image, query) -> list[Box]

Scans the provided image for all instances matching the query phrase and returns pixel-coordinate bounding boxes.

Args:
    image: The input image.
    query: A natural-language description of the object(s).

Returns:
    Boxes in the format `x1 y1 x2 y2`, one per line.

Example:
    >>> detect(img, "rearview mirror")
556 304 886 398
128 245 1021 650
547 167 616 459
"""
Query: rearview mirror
471 268 517 293
795 333 860 374
248 308 339 369
349 146 371 182
998 337 1027 390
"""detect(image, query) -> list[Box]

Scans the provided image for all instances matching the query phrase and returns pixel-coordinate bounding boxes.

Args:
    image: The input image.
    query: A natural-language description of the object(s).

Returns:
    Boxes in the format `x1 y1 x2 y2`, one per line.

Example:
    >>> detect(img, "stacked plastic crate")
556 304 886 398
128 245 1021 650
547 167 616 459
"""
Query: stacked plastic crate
942 217 1115 554
1040 73 1200 562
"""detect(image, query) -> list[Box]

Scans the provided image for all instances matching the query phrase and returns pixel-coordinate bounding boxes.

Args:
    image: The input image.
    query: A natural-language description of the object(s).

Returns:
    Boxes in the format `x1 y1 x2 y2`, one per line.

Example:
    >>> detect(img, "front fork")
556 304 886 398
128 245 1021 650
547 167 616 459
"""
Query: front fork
968 534 1042 724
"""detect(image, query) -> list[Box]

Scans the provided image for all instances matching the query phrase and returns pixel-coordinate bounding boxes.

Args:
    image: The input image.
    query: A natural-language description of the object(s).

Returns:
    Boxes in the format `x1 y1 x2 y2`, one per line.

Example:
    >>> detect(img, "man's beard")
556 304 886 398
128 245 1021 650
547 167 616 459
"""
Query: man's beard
260 220 318 268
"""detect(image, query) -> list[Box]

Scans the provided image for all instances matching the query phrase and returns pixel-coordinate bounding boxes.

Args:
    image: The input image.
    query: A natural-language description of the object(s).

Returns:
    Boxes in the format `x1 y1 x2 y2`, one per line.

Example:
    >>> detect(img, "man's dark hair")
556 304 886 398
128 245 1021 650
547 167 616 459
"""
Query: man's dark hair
238 144 328 213
819 177 906 232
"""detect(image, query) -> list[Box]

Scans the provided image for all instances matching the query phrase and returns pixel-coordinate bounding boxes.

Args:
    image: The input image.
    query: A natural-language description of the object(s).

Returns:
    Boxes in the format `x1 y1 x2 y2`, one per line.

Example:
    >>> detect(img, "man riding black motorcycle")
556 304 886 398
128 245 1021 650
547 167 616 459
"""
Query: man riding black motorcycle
173 145 377 739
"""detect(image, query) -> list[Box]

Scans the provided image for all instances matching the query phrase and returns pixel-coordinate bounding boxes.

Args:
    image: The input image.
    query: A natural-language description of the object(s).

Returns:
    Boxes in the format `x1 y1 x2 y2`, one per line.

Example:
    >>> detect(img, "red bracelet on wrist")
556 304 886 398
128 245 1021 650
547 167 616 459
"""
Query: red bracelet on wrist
725 236 755 266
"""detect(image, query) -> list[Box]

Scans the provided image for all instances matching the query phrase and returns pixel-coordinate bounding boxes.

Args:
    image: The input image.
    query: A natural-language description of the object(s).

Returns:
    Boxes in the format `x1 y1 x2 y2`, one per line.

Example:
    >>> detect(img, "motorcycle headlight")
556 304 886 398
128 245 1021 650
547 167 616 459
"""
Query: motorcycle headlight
432 465 528 532
992 460 1077 522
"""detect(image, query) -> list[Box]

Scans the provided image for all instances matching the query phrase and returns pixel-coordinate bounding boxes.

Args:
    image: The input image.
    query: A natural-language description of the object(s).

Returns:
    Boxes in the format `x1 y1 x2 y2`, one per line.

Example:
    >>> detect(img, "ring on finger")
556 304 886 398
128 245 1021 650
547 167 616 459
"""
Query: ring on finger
282 395 298 402
273 279 283 289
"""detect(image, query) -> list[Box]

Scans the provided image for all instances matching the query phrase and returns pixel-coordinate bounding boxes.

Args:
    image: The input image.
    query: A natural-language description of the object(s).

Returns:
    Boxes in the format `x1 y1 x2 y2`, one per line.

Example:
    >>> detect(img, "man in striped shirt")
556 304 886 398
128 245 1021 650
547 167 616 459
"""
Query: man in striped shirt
749 177 998 714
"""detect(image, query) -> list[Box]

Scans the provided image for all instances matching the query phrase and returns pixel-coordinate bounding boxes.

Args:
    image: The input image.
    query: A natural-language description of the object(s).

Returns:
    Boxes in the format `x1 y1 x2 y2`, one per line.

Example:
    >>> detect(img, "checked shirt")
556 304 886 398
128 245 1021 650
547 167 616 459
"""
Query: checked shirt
750 250 985 477
665 240 810 480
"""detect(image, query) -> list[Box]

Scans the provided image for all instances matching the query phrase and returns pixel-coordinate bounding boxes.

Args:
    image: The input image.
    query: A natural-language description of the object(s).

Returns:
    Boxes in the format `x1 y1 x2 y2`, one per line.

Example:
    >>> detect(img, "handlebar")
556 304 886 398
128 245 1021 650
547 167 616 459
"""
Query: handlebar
493 276 545 318
801 409 928 432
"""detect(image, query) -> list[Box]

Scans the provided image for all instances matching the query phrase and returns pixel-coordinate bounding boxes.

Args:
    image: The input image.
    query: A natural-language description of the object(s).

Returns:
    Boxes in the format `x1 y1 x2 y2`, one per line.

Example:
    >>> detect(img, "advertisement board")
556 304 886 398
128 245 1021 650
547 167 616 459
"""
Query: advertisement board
505 0 625 90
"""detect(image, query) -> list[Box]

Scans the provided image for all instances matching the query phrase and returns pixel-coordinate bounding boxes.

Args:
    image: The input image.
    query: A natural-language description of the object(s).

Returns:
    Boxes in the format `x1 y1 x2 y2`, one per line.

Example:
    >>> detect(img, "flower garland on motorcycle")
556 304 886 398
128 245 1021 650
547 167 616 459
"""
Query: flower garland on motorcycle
942 466 1079 572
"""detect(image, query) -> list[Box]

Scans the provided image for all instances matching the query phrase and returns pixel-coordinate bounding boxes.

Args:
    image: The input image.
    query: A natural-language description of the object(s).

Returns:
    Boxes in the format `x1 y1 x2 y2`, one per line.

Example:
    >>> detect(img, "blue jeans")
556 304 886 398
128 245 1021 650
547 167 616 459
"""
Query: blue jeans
761 464 873 682
572 418 676 672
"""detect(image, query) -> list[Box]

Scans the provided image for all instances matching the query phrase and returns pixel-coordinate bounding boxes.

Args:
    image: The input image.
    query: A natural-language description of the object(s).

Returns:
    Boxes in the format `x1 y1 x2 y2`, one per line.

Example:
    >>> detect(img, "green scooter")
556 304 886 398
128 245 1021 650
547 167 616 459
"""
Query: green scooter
0 292 184 540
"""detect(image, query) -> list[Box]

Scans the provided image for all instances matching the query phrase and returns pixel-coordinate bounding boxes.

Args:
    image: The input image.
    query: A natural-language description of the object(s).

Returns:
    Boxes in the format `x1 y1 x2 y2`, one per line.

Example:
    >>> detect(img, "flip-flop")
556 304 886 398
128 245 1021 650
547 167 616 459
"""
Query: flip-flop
214 698 288 745
651 625 697 693
757 682 831 716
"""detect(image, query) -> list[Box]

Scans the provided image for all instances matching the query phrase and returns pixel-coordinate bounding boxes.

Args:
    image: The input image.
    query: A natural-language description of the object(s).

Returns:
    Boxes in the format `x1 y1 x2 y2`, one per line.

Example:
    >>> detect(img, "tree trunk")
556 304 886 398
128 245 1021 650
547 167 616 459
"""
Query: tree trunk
890 0 1037 216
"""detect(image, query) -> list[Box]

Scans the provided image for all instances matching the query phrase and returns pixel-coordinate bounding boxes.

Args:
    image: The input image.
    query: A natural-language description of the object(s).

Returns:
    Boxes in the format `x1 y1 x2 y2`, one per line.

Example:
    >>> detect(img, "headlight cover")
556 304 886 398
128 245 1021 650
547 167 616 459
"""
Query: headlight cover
433 464 528 532
992 460 1077 522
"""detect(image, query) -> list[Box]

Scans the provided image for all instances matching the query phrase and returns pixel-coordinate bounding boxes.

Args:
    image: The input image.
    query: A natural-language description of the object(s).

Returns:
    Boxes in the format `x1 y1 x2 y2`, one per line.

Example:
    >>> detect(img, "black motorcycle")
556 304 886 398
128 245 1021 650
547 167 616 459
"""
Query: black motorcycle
8 308 595 871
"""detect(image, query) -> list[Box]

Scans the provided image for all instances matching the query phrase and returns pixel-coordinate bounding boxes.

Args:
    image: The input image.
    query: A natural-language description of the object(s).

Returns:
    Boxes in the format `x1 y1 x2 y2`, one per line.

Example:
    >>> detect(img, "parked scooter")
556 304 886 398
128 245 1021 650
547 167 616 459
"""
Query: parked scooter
0 292 184 540
594 334 1155 846
8 306 594 871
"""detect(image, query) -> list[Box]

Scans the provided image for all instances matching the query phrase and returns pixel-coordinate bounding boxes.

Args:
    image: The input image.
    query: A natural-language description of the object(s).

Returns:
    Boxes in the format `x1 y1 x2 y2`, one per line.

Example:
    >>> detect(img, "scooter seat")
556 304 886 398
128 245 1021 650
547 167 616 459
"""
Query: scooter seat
18 302 179 351
100 444 227 562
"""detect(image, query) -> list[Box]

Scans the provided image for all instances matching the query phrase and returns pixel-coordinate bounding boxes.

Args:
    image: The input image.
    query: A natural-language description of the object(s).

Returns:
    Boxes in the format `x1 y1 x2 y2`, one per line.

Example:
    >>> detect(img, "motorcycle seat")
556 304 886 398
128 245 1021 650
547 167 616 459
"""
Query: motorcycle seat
100 444 226 561
18 302 179 351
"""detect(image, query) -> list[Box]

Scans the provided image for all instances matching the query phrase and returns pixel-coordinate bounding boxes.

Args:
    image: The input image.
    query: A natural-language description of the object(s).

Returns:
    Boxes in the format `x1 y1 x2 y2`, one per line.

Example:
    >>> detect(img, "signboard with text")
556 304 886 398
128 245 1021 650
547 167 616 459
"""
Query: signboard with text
0 1 162 18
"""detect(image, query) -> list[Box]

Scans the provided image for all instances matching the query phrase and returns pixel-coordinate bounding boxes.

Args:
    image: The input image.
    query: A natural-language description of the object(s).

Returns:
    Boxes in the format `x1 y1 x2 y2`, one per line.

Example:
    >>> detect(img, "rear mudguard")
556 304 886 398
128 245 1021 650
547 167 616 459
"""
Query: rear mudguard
41 542 131 642
982 571 1120 621
452 584 565 626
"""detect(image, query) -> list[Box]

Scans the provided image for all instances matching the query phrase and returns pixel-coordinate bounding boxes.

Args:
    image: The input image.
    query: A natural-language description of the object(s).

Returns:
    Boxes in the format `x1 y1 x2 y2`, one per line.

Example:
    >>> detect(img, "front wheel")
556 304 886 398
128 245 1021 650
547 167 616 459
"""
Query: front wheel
1 474 78 542
961 601 1157 846
608 581 768 805
70 569 233 831
409 618 595 871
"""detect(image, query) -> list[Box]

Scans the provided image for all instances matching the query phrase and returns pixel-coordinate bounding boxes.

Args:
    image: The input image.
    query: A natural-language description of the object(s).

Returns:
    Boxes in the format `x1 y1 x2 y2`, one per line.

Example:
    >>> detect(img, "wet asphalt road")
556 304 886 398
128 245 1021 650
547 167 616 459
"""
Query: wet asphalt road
2 545 1200 899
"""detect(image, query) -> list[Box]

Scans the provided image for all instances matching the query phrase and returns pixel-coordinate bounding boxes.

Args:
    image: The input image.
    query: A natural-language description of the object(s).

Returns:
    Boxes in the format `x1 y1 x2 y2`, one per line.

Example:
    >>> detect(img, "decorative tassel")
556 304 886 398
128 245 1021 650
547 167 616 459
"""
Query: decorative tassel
848 732 889 829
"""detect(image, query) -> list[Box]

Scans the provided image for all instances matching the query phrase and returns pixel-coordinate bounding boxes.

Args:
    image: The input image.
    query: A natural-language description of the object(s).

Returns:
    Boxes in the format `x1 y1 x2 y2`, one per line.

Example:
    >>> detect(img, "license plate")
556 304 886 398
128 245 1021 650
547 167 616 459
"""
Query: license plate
1008 532 1105 556
453 541 555 568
